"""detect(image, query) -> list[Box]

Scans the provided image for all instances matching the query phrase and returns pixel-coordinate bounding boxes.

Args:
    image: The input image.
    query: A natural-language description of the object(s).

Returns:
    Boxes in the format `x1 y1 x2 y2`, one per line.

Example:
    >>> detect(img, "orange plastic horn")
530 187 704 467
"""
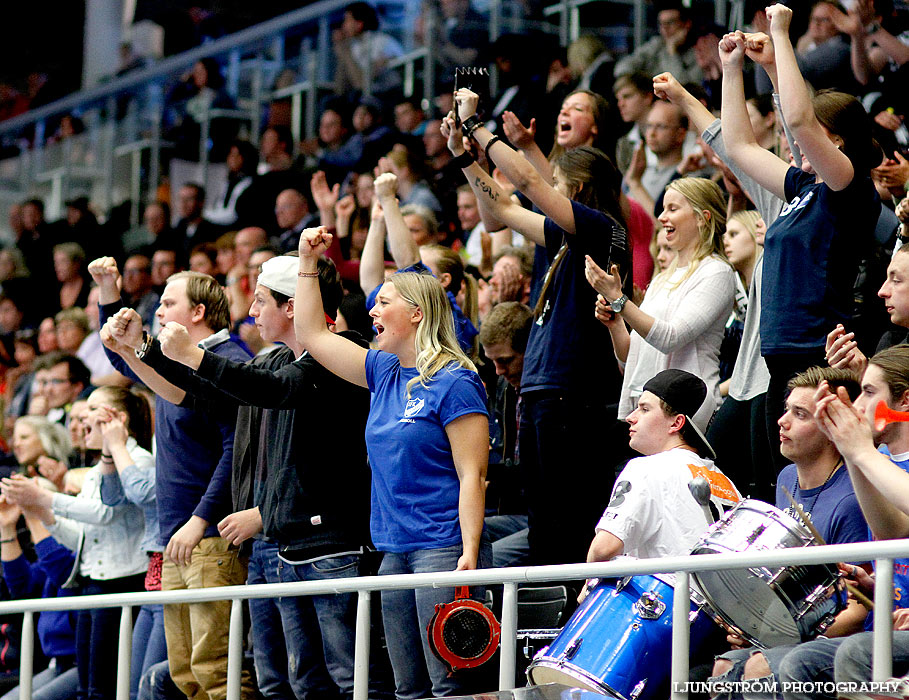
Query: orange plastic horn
874 400 909 432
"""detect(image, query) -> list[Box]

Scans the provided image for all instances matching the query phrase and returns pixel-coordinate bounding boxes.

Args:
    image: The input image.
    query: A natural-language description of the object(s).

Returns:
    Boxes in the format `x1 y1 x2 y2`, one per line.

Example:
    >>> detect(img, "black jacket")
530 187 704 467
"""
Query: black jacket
142 333 372 557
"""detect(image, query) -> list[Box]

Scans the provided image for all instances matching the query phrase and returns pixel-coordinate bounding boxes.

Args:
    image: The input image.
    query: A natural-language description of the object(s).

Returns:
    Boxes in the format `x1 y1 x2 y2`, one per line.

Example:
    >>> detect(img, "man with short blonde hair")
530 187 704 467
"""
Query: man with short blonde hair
89 256 255 700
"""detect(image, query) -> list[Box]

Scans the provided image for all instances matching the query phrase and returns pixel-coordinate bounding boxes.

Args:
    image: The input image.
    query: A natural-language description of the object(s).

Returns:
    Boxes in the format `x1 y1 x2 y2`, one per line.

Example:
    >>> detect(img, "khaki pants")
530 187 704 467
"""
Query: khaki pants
162 537 254 700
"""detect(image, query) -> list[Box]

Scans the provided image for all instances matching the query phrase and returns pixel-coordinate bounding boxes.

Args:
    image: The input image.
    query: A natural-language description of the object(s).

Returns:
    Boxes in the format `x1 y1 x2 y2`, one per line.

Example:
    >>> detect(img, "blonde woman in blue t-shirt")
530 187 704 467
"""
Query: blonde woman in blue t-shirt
294 227 490 698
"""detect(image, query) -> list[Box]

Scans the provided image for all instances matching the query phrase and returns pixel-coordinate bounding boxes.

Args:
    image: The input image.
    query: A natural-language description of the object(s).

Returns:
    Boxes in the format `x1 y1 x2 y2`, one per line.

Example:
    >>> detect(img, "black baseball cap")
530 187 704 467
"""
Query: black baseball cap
642 369 716 459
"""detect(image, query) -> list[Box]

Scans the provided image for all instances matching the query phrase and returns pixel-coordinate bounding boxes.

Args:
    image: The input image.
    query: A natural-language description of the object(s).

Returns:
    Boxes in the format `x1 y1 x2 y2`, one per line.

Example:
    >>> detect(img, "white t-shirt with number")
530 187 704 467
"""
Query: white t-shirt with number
596 447 741 560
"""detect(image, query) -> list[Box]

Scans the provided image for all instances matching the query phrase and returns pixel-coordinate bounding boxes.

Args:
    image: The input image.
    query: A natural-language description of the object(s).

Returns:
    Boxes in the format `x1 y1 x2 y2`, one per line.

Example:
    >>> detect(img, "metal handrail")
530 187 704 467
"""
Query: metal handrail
4 538 908 700
0 0 409 137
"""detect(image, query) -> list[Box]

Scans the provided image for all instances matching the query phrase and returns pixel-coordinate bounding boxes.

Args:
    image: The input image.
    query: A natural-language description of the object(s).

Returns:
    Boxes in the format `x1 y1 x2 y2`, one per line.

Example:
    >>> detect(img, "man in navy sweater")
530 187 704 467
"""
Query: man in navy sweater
88 257 254 700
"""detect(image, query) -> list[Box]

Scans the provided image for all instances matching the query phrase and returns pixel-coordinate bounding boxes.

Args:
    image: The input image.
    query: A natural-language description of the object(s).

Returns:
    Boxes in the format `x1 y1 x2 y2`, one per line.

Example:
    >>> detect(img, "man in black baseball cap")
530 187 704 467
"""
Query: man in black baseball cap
585 369 740 567
640 368 717 460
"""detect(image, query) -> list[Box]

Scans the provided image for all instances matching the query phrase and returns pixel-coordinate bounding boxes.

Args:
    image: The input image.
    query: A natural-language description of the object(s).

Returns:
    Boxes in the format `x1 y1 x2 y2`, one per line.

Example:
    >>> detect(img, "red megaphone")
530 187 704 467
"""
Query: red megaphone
874 400 909 432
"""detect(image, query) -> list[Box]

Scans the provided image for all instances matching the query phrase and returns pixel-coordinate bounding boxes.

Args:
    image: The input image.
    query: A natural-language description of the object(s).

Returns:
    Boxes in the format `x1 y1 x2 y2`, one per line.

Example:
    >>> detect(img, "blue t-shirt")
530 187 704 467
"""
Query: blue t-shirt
521 199 629 397
775 462 869 546
872 446 909 624
364 349 488 552
760 167 878 355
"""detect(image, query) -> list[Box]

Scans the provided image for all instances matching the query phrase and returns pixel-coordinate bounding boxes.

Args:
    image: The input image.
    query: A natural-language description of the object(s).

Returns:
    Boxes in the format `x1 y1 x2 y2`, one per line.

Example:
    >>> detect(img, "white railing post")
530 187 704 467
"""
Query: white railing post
671 571 690 700
873 558 894 681
498 582 518 691
353 590 371 700
226 598 244 700
19 610 34 700
117 605 133 700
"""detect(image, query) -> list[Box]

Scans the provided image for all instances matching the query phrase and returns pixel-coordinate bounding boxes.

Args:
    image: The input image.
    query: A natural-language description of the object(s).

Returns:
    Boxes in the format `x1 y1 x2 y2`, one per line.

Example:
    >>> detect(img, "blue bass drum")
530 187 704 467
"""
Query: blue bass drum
526 575 714 700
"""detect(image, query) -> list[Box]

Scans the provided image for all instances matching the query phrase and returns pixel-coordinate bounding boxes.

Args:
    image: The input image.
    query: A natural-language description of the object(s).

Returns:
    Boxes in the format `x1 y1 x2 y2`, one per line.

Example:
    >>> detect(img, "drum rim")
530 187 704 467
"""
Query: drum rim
714 498 816 543
527 656 635 700
690 497 843 648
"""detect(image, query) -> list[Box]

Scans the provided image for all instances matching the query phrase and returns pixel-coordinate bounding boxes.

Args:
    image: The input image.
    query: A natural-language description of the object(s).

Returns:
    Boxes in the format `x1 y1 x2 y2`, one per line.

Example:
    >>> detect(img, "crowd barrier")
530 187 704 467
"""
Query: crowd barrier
1 538 906 700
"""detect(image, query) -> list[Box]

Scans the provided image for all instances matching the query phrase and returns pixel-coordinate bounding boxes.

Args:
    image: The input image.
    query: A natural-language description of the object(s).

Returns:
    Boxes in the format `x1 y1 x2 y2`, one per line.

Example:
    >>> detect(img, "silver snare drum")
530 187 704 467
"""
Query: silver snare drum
691 499 846 649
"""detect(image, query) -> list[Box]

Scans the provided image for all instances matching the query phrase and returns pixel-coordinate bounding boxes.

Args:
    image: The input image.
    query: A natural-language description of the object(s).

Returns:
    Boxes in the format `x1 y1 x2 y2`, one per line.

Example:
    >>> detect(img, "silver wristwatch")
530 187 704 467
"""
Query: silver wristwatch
610 294 629 313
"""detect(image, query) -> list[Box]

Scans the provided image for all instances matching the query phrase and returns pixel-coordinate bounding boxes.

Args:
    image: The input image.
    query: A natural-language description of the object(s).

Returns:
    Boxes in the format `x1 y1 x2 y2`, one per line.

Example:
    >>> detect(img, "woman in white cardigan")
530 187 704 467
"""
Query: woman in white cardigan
586 177 736 430
1 386 153 700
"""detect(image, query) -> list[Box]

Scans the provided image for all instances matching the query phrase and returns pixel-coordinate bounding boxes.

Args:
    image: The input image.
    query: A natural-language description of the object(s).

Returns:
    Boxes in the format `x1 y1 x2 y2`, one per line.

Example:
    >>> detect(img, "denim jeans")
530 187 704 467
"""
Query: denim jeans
247 540 294 700
776 637 843 700
276 553 361 700
0 658 78 700
378 540 492 699
76 574 146 700
136 661 184 700
711 644 796 700
484 515 529 568
834 631 909 685
131 605 167 700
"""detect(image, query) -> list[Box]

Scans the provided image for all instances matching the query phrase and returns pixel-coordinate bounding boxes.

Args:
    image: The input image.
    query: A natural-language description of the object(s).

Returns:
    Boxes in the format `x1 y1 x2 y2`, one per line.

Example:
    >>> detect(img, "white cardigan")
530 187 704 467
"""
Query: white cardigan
48 438 152 581
618 255 736 429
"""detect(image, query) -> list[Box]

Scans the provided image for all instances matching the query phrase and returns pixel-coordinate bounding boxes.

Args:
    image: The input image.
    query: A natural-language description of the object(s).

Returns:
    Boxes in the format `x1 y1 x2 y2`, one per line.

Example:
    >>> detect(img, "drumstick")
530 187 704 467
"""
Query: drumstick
782 489 874 610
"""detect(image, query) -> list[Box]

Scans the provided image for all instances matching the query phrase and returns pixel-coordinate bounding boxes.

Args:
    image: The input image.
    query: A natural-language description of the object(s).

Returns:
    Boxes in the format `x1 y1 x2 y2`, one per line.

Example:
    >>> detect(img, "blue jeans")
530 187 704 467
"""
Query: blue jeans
76 575 146 700
776 637 843 700
136 662 183 700
484 515 529 568
247 540 295 700
712 644 796 700
0 659 78 700
378 540 492 699
834 631 909 684
130 605 166 700
276 553 361 700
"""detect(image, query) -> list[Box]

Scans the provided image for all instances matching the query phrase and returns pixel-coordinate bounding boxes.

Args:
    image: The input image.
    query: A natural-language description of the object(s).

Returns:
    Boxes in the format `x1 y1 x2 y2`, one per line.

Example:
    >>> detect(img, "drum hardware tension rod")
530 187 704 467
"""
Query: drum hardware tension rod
746 524 768 545
783 489 874 610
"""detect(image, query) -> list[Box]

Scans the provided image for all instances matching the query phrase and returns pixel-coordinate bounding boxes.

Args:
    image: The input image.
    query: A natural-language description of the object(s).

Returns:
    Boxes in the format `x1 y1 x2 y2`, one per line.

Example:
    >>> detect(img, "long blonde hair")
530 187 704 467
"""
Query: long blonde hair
655 178 728 290
728 210 763 238
389 272 477 398
727 209 764 281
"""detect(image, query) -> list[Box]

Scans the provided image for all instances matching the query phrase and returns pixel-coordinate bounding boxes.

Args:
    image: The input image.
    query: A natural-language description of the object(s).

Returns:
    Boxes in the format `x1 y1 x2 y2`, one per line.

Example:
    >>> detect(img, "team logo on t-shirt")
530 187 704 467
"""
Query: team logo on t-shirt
401 397 425 422
779 191 814 217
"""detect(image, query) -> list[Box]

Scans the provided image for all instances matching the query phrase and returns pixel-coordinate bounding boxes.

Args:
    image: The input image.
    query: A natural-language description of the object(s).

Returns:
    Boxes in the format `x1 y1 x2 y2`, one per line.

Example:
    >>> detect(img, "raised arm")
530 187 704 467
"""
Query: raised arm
440 115 546 246
311 170 340 229
720 31 790 201
501 111 552 181
375 173 420 269
767 4 855 191
359 199 388 295
103 312 186 405
88 256 123 306
295 228 368 388
454 89 578 235
653 72 717 135
623 141 656 215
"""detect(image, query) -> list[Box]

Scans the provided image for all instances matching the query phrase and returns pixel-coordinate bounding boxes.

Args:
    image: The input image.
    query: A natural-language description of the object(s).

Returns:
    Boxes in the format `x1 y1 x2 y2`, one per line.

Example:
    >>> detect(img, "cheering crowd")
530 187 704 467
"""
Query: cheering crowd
0 0 907 698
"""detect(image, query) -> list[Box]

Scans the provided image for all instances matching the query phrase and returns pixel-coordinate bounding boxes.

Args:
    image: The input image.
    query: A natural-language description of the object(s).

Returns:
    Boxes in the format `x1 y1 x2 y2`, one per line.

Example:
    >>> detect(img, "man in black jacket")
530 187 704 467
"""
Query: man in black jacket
104 255 377 700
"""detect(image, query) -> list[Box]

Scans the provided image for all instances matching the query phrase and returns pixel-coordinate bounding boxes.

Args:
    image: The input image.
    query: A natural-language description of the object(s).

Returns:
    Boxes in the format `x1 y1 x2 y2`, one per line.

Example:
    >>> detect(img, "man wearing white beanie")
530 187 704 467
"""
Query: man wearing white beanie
104 255 380 700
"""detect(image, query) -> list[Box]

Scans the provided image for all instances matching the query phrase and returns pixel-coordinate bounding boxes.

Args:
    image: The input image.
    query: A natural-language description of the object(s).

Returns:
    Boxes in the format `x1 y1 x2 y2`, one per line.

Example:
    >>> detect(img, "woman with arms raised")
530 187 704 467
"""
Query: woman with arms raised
719 6 880 474
442 87 631 567
294 227 489 699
